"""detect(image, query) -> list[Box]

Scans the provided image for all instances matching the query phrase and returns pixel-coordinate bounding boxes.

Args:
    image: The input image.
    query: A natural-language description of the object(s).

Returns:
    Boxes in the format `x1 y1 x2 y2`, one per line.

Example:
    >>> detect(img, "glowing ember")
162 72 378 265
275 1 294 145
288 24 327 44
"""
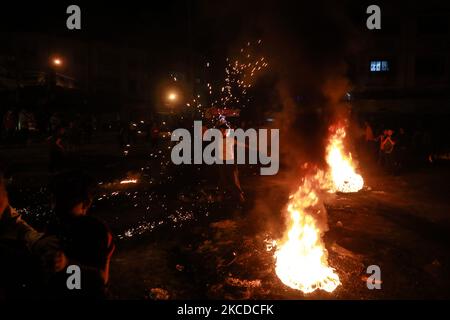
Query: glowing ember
120 179 138 184
326 125 364 193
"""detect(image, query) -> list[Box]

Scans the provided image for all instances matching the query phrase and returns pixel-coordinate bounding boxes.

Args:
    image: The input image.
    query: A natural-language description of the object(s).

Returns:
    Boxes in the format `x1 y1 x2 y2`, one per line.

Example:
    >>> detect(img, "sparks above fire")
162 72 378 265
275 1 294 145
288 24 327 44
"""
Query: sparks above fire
274 124 364 294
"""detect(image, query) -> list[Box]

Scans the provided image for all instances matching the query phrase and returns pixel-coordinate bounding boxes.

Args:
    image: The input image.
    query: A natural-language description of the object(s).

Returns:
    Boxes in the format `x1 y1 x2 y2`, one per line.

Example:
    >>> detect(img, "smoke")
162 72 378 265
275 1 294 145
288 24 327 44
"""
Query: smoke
264 1 357 162
194 0 360 234
233 0 361 234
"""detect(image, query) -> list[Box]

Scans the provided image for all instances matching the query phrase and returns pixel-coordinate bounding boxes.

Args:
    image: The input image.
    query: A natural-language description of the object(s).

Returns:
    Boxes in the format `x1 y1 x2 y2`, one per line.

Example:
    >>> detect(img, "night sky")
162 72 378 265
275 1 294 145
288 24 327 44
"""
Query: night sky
0 1 376 63
1 1 448 98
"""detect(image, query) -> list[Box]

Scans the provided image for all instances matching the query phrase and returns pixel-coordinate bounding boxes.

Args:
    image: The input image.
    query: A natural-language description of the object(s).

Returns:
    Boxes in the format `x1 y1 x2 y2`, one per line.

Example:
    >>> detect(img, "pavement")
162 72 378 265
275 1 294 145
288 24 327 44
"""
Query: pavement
2 132 450 299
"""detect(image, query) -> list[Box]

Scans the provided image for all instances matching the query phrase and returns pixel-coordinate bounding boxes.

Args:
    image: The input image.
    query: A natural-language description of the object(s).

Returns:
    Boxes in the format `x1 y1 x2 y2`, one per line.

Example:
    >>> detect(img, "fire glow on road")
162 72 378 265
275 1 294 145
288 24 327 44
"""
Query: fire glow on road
274 124 364 294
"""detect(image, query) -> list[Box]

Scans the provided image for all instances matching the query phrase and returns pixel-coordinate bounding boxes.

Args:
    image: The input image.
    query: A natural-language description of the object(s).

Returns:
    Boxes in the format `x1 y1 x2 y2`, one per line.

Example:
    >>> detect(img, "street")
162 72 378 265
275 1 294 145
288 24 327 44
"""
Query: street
2 133 450 299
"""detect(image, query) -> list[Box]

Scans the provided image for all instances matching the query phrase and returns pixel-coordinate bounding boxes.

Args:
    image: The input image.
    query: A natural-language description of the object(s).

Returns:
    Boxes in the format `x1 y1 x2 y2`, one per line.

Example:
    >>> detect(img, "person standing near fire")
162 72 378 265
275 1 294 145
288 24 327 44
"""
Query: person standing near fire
361 120 377 164
217 122 245 204
380 129 396 172
45 170 115 299
0 169 115 299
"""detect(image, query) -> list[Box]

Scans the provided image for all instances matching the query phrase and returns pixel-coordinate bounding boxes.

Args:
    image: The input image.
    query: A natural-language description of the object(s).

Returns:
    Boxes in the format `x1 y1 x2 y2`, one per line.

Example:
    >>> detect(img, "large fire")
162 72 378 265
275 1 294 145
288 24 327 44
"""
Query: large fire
274 124 363 294
326 125 364 193
274 172 341 293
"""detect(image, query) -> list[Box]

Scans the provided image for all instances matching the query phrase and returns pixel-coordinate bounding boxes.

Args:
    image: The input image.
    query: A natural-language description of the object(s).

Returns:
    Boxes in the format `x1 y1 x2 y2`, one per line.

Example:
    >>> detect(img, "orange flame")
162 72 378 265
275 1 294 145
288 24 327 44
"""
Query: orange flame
326 125 364 193
120 179 138 184
274 123 363 294
274 172 341 293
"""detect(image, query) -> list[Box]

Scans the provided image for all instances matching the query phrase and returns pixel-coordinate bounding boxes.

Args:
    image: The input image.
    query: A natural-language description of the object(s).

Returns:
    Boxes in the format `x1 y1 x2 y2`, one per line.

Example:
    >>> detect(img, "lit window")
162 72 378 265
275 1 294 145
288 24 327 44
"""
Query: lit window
370 60 389 72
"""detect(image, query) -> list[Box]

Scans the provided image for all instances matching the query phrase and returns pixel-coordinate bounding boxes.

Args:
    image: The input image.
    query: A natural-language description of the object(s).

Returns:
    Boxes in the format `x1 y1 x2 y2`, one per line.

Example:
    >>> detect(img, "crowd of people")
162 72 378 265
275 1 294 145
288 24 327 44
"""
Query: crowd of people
2 111 446 299
1 110 98 174
1 110 252 300
359 120 437 173
0 169 114 299
1 109 95 146
1 109 37 145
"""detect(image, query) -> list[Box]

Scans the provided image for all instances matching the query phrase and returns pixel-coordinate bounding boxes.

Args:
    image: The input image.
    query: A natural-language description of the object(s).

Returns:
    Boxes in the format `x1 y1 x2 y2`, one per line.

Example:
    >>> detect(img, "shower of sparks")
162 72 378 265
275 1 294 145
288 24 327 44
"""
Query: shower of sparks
185 39 268 122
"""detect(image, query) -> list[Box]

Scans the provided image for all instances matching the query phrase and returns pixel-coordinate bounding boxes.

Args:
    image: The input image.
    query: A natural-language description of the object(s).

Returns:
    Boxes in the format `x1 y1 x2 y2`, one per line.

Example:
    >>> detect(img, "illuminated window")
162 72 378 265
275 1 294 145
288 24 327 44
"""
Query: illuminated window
370 60 389 72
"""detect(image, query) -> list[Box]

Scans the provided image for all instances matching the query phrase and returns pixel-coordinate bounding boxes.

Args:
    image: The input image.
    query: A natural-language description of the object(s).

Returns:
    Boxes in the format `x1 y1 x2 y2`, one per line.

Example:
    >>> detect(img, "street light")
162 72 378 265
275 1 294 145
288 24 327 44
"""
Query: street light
52 57 63 67
167 92 177 102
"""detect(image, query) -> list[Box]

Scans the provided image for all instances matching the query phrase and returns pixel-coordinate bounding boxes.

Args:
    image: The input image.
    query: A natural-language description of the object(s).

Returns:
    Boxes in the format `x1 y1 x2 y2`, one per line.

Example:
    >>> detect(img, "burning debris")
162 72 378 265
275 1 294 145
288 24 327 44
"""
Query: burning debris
272 123 364 294
274 172 341 293
147 288 170 300
326 125 364 193
225 277 262 288
120 179 138 184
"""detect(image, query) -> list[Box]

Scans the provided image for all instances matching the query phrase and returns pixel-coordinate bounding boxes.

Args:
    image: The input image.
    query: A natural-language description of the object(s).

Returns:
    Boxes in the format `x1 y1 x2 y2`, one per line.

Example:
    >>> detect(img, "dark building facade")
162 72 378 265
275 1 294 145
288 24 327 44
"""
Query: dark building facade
0 31 152 118
351 3 450 115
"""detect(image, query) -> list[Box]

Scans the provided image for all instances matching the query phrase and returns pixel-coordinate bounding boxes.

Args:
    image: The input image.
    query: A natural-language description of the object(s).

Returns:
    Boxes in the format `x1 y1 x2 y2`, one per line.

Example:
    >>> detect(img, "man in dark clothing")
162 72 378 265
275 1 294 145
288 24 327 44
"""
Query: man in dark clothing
380 129 396 172
217 123 245 204
46 170 115 299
